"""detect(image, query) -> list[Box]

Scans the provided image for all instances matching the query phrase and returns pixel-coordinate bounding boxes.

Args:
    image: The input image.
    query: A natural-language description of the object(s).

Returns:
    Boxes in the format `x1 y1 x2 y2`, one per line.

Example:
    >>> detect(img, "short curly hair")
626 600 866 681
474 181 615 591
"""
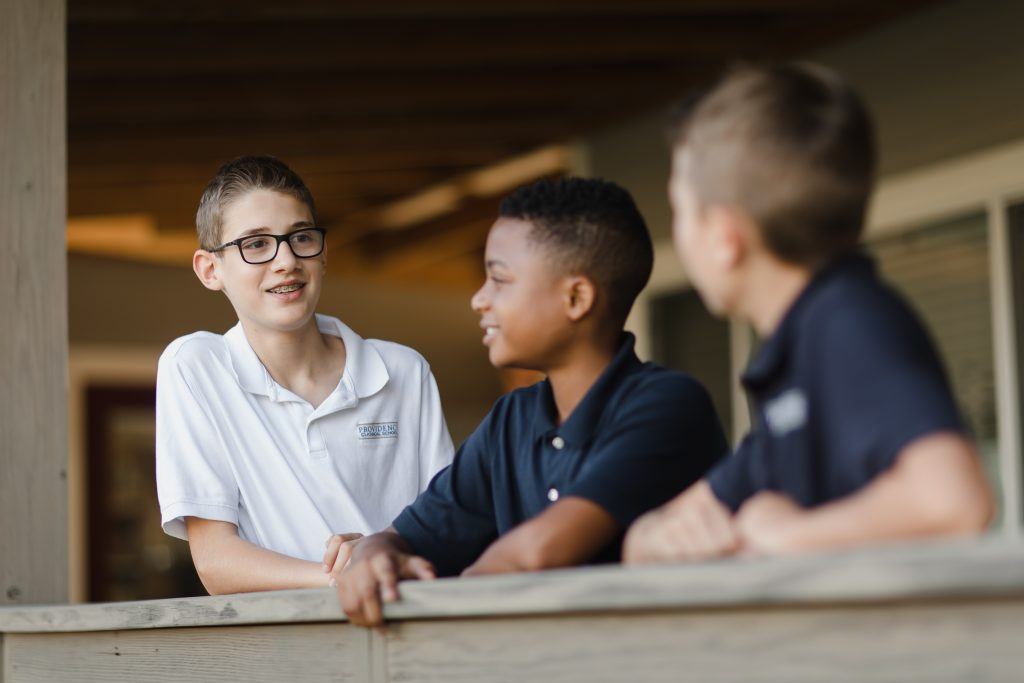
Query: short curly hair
499 177 653 327
195 155 317 250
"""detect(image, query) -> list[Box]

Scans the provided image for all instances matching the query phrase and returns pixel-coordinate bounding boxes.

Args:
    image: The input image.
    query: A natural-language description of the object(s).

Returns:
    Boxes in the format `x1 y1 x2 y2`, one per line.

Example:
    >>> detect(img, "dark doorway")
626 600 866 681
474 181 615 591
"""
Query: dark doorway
86 385 205 601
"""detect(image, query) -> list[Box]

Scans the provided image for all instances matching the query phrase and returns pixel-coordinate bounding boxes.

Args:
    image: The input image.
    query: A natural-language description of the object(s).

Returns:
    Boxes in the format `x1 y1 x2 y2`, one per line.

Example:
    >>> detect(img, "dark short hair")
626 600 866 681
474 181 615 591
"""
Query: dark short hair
499 177 653 327
196 155 317 250
669 62 877 267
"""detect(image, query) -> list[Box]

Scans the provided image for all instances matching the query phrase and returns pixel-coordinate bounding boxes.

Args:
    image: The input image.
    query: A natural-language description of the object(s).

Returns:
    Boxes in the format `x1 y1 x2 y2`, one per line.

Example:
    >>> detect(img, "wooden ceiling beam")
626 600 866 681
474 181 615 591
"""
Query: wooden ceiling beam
68 112 599 167
68 166 463 227
67 65 705 125
67 17 800 78
68 147 514 189
68 1 870 23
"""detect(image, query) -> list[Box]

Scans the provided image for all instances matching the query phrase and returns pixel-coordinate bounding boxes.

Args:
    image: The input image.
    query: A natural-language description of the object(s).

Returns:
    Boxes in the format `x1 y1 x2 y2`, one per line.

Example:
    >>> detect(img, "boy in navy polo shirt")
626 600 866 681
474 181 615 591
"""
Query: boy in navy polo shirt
624 63 993 564
334 178 728 626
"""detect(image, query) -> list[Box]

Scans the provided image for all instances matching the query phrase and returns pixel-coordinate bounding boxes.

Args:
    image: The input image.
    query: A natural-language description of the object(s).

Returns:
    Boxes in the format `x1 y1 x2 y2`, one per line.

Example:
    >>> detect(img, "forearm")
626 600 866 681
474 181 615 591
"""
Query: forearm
191 534 327 595
776 483 985 553
462 533 532 575
464 498 619 576
767 438 993 552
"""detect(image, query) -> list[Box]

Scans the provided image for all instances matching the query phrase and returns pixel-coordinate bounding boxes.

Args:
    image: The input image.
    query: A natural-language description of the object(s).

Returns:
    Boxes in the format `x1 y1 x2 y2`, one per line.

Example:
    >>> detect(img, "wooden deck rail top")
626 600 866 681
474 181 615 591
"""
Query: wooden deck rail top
3 536 1024 633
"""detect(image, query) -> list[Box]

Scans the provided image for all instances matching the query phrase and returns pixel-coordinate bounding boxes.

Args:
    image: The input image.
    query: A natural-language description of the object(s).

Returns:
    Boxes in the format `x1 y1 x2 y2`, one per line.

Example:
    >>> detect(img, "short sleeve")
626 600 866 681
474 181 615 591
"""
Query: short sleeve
416 360 456 490
392 412 499 576
705 432 761 512
155 347 240 540
816 304 966 476
563 375 729 527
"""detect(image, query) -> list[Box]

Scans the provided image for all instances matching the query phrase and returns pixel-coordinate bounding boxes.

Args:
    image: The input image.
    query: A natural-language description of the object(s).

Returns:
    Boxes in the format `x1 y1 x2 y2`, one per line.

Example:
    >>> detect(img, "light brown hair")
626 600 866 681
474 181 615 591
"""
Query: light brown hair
195 155 317 250
670 62 876 266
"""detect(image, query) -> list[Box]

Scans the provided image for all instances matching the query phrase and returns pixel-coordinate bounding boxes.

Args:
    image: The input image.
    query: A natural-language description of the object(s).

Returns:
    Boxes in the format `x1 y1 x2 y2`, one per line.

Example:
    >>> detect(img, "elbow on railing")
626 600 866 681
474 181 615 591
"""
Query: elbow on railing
189 550 235 596
913 478 995 539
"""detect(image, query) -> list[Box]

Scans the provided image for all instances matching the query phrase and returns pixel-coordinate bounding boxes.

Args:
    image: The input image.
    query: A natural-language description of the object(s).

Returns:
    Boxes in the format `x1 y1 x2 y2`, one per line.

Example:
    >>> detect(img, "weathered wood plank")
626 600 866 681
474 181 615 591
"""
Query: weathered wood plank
386 602 1024 683
0 0 68 606
2 538 1024 633
4 625 366 683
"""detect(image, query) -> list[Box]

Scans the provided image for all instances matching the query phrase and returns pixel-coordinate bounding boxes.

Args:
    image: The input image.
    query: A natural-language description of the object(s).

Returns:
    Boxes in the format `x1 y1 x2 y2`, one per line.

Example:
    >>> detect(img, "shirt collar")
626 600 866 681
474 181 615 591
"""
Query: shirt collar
532 332 644 446
224 314 389 401
742 250 876 391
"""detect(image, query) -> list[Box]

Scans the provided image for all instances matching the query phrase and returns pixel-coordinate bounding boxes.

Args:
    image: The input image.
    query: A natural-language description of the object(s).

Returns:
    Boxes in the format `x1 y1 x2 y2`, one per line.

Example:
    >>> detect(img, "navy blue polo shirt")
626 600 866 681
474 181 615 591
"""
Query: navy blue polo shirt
707 251 966 511
393 333 728 576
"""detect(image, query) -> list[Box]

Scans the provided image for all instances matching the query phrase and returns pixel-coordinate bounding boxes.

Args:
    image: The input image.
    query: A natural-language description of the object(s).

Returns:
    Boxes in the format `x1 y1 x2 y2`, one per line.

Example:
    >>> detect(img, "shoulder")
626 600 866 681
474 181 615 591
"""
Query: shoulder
803 271 929 353
621 364 715 409
159 331 230 371
365 338 431 375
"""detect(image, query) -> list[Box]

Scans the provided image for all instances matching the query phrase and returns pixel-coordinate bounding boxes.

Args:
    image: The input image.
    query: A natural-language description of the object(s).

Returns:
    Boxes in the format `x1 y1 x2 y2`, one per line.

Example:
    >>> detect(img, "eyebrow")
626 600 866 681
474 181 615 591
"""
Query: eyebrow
236 221 314 238
485 259 509 270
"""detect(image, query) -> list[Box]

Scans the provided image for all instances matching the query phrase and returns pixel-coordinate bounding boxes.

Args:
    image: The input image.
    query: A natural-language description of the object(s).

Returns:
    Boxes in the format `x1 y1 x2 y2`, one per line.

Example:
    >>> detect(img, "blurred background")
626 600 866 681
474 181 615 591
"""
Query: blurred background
64 0 1024 602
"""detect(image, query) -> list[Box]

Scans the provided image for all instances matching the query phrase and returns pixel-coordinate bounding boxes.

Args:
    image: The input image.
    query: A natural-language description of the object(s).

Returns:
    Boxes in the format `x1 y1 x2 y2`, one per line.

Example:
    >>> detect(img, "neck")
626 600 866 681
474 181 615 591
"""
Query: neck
240 316 343 389
737 257 813 337
545 334 619 425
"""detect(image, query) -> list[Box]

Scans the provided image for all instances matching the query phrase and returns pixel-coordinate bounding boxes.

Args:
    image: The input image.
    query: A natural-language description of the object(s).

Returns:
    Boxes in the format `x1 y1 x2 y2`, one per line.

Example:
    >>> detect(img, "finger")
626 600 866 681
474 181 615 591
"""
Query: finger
623 517 659 564
323 535 343 571
354 566 386 627
337 573 367 626
698 500 738 555
357 567 386 627
331 540 359 574
626 515 678 564
371 553 401 603
401 556 436 581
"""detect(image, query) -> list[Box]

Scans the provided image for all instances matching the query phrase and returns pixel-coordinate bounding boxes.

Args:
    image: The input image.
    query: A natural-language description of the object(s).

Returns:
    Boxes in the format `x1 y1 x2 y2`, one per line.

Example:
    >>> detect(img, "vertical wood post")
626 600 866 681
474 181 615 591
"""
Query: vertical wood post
0 0 69 605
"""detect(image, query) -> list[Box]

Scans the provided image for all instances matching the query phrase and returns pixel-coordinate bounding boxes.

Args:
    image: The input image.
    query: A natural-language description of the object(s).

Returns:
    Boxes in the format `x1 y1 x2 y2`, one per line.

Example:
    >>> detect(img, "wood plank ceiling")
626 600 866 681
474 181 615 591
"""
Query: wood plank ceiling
67 0 933 289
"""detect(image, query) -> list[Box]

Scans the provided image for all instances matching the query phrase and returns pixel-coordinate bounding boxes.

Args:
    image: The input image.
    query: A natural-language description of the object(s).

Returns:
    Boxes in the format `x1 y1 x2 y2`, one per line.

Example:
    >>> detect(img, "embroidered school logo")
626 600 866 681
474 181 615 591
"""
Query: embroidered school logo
357 422 398 440
764 389 808 437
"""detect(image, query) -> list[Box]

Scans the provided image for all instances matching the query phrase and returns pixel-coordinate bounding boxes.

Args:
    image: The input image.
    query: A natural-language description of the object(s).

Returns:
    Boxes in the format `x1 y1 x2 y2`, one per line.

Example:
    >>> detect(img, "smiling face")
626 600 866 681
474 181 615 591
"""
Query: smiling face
470 217 579 371
193 188 323 335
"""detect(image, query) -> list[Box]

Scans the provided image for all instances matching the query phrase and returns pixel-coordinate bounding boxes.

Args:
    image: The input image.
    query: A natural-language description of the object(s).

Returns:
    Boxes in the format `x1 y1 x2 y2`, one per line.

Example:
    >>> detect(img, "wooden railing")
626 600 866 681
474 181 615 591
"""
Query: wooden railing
2 538 1023 682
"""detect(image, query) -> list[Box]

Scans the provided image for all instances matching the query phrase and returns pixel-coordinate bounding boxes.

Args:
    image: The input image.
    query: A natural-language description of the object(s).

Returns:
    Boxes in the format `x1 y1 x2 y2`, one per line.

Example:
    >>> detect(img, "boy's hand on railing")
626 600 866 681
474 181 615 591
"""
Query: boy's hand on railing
733 491 804 556
623 480 739 564
323 533 364 585
336 531 436 627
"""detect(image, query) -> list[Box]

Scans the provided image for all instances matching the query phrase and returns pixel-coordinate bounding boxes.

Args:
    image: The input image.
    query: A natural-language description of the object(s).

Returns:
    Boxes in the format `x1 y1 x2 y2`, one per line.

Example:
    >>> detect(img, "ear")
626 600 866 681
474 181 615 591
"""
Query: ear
707 204 749 270
193 249 225 292
562 275 597 323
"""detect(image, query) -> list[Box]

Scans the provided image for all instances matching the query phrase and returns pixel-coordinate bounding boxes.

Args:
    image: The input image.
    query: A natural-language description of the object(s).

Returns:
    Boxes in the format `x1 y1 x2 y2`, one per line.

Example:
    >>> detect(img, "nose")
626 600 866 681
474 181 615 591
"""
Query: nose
271 238 299 270
470 282 489 313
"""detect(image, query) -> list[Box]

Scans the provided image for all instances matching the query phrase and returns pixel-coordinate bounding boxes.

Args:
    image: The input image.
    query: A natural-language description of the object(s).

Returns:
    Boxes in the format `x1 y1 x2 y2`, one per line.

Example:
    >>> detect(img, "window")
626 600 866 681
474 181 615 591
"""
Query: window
650 289 733 441
869 212 1001 522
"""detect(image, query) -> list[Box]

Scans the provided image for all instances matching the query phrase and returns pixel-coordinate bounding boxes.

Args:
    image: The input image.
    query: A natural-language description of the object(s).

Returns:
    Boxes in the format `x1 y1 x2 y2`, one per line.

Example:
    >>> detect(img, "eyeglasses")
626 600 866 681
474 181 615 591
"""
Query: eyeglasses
210 227 326 265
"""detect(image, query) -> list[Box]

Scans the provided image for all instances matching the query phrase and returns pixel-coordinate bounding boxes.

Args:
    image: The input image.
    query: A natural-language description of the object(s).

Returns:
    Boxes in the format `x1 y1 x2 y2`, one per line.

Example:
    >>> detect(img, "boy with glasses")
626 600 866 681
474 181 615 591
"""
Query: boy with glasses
156 156 454 594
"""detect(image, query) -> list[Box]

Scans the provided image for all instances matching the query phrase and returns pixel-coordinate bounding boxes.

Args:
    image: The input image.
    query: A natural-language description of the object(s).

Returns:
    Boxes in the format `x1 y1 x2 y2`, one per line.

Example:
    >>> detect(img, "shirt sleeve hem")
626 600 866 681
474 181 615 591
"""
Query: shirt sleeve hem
705 470 746 513
161 501 239 541
873 420 969 473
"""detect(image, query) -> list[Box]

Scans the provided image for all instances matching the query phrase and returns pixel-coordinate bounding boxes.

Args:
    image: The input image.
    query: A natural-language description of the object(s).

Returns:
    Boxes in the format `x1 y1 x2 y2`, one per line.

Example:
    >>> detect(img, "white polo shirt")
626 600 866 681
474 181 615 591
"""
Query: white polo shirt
155 314 454 562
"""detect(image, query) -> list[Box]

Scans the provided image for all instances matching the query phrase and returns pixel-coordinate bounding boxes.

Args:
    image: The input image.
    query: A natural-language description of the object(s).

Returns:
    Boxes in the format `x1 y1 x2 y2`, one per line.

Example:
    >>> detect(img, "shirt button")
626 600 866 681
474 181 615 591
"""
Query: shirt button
547 488 560 502
551 436 565 450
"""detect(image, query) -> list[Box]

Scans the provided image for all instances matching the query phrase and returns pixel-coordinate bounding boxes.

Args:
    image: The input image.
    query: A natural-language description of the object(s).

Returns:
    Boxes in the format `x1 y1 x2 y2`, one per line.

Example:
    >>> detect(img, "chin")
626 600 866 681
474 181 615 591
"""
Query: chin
488 345 524 370
260 308 316 333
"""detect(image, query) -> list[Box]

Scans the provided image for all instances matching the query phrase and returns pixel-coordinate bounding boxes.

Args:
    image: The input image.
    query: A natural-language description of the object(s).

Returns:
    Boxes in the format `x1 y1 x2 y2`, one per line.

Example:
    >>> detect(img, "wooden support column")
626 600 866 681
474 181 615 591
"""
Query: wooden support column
0 0 68 605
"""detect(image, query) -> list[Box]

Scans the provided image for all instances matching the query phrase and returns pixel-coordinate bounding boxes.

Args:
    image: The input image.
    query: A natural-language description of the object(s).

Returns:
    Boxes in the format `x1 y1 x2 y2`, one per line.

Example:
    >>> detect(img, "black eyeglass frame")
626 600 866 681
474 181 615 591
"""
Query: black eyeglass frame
210 227 326 265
